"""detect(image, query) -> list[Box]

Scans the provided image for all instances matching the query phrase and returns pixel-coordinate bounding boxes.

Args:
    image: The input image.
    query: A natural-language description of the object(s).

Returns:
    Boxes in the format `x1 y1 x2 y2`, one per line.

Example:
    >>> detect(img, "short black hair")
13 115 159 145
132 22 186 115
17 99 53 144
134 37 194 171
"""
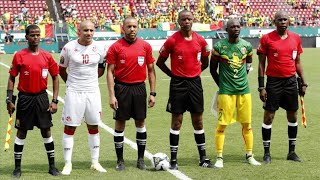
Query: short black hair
25 24 40 35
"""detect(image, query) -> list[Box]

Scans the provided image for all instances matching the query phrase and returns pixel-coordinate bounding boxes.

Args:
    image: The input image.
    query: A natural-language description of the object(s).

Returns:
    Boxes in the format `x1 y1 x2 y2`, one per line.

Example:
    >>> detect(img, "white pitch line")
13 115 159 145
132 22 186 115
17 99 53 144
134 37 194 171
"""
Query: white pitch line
0 60 192 180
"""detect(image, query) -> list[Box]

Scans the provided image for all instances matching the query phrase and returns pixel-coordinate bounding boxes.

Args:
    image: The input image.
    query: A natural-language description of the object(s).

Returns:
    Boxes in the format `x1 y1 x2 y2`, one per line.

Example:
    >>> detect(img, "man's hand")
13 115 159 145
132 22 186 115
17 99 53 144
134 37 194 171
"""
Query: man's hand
48 102 58 114
109 96 118 110
259 88 267 102
299 85 307 97
148 95 155 108
7 102 15 115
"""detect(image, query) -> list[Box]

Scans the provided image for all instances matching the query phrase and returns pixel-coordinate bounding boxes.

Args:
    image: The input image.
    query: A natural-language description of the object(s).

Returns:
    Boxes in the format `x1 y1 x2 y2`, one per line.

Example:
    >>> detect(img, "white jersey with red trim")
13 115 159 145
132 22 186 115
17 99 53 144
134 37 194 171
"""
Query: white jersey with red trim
60 40 106 92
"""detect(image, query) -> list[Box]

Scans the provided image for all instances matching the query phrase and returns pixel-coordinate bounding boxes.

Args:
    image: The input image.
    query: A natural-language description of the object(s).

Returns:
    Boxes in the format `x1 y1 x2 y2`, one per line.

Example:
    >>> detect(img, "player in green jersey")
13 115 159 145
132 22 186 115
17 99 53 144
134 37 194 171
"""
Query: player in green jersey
210 19 261 168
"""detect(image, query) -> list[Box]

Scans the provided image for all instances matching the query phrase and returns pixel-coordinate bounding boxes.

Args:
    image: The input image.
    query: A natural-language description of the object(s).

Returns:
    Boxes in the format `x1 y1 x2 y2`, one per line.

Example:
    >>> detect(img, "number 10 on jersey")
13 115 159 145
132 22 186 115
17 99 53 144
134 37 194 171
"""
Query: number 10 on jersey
82 54 89 64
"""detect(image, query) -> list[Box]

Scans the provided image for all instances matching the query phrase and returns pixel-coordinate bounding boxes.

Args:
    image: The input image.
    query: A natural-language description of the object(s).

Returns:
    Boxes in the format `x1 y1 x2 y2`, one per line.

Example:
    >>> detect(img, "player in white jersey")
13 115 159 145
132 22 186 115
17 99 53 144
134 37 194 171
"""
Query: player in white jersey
59 20 107 175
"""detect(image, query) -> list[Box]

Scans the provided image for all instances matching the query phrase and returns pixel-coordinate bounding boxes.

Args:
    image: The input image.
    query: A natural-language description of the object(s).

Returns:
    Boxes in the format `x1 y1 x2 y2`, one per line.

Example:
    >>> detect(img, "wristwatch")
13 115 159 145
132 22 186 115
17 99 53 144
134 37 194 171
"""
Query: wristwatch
52 99 59 104
150 92 157 97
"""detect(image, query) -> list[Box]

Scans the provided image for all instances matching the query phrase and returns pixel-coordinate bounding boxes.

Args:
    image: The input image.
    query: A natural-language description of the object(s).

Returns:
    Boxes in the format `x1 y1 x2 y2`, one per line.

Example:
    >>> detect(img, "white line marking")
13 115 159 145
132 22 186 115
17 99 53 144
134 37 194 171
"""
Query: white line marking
0 61 192 180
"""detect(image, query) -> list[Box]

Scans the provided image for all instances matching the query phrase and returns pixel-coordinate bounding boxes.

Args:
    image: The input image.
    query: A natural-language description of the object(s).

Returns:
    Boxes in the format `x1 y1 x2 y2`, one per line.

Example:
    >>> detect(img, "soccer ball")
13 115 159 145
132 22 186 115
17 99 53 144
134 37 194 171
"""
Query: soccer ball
151 152 170 171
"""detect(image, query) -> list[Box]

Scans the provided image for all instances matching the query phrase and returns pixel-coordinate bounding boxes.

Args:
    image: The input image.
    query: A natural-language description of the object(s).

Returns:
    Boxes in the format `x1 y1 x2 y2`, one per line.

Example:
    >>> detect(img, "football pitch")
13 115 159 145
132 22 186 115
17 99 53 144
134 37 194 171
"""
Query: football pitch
0 49 320 180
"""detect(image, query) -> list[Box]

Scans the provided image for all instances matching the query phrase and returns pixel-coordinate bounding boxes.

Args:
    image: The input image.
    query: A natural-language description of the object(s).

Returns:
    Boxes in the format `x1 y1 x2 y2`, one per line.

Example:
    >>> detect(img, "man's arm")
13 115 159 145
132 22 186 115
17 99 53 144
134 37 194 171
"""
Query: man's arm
295 54 307 96
59 66 68 83
48 75 59 114
52 75 59 100
246 55 253 74
201 56 209 71
6 75 16 115
98 67 106 78
106 64 118 110
258 53 267 102
147 63 156 108
98 60 106 78
209 54 219 87
156 55 172 77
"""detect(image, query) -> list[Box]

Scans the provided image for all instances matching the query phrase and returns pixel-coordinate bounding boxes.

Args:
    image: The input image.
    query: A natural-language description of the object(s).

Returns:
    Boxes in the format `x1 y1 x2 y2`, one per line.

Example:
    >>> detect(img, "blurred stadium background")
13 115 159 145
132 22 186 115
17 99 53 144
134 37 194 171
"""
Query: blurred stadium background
1 0 320 54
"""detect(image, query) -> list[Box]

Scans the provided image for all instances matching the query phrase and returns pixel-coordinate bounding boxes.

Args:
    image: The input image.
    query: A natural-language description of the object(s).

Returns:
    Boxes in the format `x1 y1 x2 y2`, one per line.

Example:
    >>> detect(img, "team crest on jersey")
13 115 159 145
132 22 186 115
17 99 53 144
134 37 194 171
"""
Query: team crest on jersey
138 56 145 66
92 46 97 52
241 47 247 54
74 48 78 52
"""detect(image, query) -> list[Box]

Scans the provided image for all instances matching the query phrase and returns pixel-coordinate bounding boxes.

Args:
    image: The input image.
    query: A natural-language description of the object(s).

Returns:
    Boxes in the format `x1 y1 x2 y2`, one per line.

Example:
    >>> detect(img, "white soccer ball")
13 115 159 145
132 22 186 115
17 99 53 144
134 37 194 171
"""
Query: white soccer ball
151 152 170 171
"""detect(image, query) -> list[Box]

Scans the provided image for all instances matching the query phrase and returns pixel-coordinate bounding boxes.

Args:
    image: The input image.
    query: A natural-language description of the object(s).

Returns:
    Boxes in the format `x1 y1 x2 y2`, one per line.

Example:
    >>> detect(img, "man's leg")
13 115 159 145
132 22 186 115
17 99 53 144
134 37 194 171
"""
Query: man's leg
87 124 106 172
242 123 261 166
41 128 60 176
286 110 301 162
214 124 226 168
61 125 76 175
191 112 213 168
12 129 27 178
169 113 183 170
114 120 125 171
262 110 275 164
135 119 147 170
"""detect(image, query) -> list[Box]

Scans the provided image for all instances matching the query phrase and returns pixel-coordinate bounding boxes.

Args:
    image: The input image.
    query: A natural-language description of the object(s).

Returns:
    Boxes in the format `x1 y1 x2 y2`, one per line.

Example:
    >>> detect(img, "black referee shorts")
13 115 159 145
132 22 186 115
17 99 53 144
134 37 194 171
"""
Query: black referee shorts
264 76 299 111
166 76 204 114
15 91 53 130
114 80 147 121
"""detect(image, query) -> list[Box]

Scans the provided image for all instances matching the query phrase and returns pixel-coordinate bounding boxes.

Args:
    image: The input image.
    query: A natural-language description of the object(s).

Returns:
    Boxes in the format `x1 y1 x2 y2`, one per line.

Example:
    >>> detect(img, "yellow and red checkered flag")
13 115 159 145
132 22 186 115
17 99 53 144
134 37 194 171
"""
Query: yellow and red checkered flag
300 96 307 128
4 114 13 151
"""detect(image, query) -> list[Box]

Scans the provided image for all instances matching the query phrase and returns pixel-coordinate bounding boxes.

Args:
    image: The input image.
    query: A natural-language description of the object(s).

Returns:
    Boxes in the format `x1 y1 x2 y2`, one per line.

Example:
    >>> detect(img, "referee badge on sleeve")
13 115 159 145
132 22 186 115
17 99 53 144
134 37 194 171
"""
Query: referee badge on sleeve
138 56 145 66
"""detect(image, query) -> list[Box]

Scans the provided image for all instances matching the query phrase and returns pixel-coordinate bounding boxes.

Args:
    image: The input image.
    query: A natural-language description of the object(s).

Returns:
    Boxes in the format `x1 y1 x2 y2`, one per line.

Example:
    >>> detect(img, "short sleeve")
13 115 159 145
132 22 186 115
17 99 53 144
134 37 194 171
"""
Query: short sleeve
106 44 117 64
145 42 155 64
200 37 210 57
297 36 303 55
9 53 21 77
212 42 221 57
59 46 69 67
257 35 267 55
48 54 59 76
159 37 174 58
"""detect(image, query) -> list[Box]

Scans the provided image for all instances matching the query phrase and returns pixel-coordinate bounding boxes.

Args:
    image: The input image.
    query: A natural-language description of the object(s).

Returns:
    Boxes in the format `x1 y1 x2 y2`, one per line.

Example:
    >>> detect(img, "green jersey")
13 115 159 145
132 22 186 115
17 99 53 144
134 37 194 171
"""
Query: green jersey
213 38 253 94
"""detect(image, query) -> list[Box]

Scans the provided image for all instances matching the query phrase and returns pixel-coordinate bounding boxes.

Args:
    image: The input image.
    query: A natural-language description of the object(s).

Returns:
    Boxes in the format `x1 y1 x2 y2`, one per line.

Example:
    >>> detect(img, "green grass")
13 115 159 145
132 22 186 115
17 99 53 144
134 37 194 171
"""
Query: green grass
1 49 320 180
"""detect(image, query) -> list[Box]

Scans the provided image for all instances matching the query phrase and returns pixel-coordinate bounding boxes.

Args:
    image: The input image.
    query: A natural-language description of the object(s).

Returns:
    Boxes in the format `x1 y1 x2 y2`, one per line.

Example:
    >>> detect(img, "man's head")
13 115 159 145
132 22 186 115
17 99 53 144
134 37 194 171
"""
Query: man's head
274 11 289 33
226 18 241 40
178 9 194 32
25 24 40 46
122 17 138 42
78 20 95 45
